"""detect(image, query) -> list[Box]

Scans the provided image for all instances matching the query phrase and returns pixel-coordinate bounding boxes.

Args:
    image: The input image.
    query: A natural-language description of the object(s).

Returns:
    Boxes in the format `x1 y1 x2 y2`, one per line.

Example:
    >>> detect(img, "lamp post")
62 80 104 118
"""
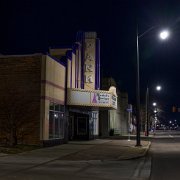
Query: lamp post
145 87 149 136
136 27 170 146
136 28 141 146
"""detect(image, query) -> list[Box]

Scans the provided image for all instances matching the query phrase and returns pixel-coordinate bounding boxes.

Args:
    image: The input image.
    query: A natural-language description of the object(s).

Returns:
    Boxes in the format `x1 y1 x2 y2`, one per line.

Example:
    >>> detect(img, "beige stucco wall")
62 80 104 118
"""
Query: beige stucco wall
45 55 65 98
40 55 66 140
109 110 116 130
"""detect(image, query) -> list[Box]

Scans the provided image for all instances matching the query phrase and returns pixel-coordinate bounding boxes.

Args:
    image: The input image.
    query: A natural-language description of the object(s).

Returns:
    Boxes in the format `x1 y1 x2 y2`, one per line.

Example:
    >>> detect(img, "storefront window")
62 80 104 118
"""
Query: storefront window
55 104 60 111
49 103 64 139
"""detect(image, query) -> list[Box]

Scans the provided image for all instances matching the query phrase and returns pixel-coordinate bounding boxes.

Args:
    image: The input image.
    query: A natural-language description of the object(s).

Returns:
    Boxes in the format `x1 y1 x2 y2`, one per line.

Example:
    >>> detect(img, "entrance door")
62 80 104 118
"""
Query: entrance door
77 117 87 136
69 112 90 140
75 114 89 140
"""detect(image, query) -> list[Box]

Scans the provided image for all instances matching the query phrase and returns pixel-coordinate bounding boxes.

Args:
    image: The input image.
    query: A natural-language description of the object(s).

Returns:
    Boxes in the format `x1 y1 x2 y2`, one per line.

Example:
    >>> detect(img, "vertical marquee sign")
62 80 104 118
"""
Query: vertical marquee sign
84 34 96 90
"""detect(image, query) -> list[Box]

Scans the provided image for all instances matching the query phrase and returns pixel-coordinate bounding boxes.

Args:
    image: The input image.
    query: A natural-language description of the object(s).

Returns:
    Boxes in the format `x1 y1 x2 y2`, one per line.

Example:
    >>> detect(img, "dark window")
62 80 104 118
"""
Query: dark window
49 102 65 139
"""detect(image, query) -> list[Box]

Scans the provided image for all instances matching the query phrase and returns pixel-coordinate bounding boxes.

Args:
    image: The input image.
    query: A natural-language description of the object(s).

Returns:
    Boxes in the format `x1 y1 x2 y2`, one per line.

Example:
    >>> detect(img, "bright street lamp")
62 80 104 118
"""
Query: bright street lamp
136 27 170 146
156 85 162 91
159 30 170 40
153 102 157 106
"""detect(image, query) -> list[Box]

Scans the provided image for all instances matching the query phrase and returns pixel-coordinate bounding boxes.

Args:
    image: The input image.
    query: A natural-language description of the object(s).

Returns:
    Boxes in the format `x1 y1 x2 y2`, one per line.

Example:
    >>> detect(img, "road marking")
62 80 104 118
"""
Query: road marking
169 135 173 138
132 157 151 179
133 158 146 177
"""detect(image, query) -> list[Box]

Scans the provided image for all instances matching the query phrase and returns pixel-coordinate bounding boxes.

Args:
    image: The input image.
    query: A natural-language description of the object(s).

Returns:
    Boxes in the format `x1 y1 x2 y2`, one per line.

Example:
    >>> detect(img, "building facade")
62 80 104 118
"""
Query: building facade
0 31 117 145
64 32 117 140
0 54 66 145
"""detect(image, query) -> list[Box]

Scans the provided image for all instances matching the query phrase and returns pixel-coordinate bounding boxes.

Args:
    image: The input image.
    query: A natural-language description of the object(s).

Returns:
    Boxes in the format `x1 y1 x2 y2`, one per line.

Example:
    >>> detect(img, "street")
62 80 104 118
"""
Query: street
0 139 150 180
150 130 180 180
0 158 146 180
2 131 180 180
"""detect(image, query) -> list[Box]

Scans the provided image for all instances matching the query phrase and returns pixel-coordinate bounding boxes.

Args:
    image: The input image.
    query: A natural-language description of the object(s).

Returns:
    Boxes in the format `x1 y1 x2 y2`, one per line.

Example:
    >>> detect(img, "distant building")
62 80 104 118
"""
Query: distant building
99 77 130 136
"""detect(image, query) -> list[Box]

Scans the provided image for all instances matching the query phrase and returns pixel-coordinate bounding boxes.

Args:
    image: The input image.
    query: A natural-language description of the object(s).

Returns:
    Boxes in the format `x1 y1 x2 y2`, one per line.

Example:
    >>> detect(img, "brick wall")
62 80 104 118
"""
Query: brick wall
0 54 42 145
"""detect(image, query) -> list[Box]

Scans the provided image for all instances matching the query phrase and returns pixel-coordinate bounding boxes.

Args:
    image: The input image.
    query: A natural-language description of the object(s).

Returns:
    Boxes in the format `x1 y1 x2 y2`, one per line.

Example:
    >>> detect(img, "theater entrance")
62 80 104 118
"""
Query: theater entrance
68 112 94 140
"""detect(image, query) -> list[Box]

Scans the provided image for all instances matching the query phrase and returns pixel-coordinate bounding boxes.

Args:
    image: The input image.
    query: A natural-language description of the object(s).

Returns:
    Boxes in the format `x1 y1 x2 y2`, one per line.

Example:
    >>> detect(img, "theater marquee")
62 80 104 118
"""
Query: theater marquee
67 88 117 109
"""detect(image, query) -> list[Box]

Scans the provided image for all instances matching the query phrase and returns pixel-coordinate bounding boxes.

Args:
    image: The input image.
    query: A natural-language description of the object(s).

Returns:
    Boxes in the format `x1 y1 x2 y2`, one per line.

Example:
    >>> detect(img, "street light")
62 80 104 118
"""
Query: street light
159 30 170 40
136 27 170 146
154 109 157 113
156 85 162 91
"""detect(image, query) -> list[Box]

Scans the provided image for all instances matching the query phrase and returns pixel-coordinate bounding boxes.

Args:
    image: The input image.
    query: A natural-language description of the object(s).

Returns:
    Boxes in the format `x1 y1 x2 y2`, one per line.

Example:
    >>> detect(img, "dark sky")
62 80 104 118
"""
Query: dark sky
1 0 180 122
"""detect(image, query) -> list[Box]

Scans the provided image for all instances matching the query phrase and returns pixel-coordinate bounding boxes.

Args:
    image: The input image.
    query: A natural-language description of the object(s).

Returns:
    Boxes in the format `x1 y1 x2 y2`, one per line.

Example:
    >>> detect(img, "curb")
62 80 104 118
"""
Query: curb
143 141 151 156
118 141 151 160
0 153 8 157
131 142 152 179
132 156 151 179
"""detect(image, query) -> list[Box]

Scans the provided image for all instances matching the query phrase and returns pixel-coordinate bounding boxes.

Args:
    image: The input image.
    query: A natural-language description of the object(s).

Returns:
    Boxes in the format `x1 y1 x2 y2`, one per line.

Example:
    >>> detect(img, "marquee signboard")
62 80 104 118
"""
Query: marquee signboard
67 88 117 109
91 92 110 105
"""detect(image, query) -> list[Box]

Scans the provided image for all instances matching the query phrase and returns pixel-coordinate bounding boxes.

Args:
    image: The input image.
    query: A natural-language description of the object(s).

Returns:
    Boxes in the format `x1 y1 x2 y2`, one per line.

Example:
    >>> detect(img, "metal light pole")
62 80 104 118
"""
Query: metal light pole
136 28 141 146
136 26 155 146
145 87 149 136
135 27 169 145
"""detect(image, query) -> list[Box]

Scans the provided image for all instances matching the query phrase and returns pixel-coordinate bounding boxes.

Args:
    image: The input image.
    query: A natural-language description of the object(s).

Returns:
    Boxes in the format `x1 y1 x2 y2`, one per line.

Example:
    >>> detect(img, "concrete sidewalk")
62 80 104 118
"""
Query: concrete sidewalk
0 139 150 160
60 139 150 161
0 139 151 180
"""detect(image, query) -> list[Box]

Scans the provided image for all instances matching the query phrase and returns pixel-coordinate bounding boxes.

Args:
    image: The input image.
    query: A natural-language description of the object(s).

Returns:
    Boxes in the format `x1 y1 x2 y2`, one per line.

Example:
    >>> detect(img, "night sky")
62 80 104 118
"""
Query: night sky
1 0 180 123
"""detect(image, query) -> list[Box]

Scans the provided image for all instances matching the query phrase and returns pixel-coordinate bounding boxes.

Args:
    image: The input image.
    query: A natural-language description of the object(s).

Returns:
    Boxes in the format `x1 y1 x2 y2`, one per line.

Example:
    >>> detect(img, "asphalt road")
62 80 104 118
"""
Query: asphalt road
150 130 180 180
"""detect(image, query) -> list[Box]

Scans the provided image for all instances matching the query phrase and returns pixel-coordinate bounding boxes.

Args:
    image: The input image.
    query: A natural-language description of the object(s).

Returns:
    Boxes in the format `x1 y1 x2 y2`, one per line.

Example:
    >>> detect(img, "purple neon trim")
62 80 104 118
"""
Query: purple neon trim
72 44 77 88
72 43 79 53
98 39 101 89
95 39 100 90
81 32 85 89
77 47 79 88
66 50 72 60
95 40 98 90
71 56 72 88
72 45 75 54
75 51 77 88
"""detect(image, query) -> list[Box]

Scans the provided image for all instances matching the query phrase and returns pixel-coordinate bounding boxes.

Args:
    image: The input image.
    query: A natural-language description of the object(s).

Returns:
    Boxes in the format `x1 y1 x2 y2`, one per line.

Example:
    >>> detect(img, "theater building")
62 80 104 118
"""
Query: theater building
0 31 117 145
